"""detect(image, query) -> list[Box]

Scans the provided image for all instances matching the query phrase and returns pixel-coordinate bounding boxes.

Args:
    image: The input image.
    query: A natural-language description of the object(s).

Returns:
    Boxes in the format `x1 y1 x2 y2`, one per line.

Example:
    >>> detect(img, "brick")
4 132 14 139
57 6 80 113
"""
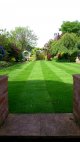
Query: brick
0 75 8 127
73 74 80 122
0 96 6 104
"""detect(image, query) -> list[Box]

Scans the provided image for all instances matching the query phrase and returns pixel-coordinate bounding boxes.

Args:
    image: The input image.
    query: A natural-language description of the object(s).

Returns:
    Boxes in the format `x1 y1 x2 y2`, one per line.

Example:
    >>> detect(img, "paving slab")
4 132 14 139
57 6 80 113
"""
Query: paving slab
0 114 40 136
40 113 80 136
0 113 80 136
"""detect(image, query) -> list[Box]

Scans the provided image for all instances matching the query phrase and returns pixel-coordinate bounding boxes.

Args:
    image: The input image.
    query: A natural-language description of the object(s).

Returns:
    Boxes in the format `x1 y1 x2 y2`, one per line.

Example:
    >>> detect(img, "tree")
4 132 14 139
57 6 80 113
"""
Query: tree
59 21 80 35
49 33 79 62
7 43 22 62
10 27 38 50
0 46 5 60
0 27 38 62
59 33 78 50
0 29 9 49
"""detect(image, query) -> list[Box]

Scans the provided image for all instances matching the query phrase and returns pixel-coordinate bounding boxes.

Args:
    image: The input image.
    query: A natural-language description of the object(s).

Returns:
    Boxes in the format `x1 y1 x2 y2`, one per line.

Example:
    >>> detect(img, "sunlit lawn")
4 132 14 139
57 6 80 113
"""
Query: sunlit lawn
0 60 80 113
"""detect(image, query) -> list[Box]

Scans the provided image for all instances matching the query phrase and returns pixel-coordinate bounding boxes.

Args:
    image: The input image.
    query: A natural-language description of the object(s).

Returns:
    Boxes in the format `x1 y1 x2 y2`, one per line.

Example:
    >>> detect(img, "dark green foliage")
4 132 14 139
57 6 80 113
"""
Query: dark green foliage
10 27 38 50
47 53 52 60
5 43 23 62
0 27 38 63
0 61 12 68
69 50 78 62
49 32 79 62
76 39 80 50
44 21 80 62
60 33 77 50
36 50 45 60
59 21 80 35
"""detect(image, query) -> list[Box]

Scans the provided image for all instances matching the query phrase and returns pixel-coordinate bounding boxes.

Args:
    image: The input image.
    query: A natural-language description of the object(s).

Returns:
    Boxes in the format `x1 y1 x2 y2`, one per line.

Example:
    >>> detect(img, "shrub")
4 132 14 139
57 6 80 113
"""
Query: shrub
0 61 12 68
69 50 78 62
36 50 45 60
7 43 23 62
59 52 69 60
47 53 52 60
0 46 5 60
57 53 62 59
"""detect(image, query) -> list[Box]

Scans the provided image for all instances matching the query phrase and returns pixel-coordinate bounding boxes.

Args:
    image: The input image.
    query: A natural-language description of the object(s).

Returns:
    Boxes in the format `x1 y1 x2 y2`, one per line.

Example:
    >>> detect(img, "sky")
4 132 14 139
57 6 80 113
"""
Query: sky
0 0 80 47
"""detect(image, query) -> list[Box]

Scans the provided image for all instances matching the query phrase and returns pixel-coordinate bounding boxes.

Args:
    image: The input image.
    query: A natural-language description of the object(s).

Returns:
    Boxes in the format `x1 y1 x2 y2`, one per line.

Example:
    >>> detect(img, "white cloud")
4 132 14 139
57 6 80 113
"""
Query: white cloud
0 0 80 47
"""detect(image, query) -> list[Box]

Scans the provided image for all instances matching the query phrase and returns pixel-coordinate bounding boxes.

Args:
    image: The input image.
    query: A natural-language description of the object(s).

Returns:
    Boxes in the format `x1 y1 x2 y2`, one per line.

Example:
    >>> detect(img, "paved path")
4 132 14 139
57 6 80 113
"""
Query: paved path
0 113 80 136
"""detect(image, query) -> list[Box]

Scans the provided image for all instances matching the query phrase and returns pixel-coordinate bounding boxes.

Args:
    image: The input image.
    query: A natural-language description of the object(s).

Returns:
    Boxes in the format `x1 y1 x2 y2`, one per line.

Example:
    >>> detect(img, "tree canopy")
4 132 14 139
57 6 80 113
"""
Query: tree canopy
59 21 80 35
10 26 38 50
0 26 38 62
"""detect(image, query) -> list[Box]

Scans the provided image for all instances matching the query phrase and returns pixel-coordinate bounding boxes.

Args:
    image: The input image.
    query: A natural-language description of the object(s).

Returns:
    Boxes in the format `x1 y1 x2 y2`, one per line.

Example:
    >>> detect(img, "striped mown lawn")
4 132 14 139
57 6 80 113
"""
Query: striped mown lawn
0 61 80 113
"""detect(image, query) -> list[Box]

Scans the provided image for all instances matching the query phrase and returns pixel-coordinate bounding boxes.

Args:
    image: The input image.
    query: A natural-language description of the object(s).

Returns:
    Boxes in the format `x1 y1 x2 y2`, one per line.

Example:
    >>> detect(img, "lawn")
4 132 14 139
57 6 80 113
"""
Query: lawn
0 60 80 113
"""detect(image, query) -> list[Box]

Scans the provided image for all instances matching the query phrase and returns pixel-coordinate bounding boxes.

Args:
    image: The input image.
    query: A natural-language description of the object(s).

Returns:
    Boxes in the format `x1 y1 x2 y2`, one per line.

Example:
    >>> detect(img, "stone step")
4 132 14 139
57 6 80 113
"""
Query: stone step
0 113 80 136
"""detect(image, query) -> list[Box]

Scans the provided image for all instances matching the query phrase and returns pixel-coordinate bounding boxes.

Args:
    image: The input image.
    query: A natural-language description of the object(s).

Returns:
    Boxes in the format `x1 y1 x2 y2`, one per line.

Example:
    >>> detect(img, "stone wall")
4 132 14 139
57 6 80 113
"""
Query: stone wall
0 75 8 126
73 74 80 122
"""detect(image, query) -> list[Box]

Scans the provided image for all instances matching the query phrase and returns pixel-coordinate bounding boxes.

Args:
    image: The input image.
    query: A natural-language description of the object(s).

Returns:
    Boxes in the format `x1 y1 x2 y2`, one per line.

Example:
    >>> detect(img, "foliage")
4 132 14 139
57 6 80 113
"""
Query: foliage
10 26 38 50
0 61 12 68
47 53 52 60
0 29 10 50
59 21 80 35
49 32 79 62
5 43 23 62
69 49 79 62
0 27 38 63
0 46 5 60
43 20 80 62
36 49 45 60
75 38 80 50
59 33 78 50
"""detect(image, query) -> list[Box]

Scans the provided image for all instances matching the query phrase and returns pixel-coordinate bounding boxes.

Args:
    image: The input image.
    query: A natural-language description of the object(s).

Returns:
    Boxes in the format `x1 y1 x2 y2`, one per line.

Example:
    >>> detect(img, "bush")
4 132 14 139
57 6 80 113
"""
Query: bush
0 46 6 60
0 61 12 68
36 50 45 60
36 53 45 60
69 50 78 62
47 53 52 60
7 43 23 62
58 52 69 60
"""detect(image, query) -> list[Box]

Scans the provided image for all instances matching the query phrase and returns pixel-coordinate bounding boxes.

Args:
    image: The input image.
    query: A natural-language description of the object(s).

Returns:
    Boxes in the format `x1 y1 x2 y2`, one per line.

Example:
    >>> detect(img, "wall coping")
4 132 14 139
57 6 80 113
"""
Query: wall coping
0 75 8 80
73 74 80 79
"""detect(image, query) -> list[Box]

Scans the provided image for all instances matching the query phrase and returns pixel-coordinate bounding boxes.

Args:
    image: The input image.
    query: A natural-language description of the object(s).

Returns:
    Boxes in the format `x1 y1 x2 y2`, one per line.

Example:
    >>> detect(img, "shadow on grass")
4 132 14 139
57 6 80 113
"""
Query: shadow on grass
8 80 73 113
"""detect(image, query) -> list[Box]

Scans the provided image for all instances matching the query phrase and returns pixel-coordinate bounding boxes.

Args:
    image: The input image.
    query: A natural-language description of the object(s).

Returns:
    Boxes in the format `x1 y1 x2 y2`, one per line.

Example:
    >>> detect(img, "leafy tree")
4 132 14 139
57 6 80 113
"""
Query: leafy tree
35 48 45 60
0 29 9 49
59 21 80 35
0 27 38 63
49 33 79 62
59 33 78 50
10 27 38 50
7 43 22 62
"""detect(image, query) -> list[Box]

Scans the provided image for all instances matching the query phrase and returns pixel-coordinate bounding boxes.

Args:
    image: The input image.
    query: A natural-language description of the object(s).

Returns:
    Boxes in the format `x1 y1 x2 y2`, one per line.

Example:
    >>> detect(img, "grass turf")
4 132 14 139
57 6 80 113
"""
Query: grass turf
0 60 80 113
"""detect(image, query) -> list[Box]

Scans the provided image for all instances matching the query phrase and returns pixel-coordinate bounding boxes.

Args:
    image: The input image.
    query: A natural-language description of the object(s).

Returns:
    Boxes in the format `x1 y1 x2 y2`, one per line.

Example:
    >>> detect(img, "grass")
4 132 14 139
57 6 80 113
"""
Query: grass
0 60 80 113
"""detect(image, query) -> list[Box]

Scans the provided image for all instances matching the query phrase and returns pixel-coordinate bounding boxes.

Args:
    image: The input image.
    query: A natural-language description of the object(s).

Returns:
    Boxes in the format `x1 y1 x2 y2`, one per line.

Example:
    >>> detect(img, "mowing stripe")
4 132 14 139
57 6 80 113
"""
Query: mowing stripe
6 60 73 113
24 61 54 112
8 62 32 81
41 61 73 112
41 61 61 81
0 62 29 75
9 61 54 113
8 61 37 112
51 61 80 75
65 62 80 69
44 61 72 84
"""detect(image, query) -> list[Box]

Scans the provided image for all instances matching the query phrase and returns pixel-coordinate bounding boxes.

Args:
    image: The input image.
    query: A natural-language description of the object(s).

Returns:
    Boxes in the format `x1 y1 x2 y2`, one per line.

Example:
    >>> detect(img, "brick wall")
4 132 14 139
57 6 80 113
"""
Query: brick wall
0 75 8 126
73 74 80 122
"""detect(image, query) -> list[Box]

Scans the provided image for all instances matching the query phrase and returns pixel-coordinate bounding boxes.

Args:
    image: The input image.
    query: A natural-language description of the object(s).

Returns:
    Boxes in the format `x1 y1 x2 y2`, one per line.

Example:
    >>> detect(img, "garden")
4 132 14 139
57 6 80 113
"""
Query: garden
0 21 80 113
